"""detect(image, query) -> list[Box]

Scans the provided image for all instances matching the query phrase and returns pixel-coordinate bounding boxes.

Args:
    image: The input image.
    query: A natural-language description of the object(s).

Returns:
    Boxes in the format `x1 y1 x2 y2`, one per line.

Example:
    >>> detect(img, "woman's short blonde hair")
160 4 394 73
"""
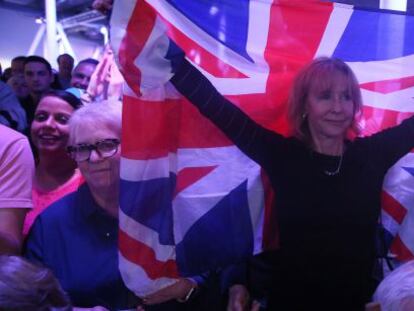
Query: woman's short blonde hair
287 57 362 142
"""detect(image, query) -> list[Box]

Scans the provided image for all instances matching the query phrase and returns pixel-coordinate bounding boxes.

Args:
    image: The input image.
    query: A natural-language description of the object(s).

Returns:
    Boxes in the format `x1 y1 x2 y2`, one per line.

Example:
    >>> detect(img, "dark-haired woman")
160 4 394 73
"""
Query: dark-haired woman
23 90 84 235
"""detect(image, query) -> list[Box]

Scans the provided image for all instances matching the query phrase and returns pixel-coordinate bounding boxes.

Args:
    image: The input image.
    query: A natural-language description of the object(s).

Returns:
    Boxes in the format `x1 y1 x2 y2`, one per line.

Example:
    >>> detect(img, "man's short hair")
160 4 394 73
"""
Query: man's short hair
12 56 27 63
77 58 99 67
57 53 74 65
24 56 52 74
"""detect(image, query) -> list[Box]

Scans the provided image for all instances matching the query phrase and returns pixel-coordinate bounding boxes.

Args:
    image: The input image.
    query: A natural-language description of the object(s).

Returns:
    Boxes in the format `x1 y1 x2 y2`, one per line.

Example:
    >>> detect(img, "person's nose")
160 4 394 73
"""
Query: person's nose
331 95 344 112
80 77 89 89
44 116 56 128
88 149 104 162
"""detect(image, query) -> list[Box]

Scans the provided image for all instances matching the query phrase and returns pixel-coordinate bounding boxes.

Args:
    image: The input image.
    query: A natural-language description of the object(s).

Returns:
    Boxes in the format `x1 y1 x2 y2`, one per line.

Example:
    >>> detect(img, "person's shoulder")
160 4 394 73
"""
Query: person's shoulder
36 191 78 223
0 124 27 144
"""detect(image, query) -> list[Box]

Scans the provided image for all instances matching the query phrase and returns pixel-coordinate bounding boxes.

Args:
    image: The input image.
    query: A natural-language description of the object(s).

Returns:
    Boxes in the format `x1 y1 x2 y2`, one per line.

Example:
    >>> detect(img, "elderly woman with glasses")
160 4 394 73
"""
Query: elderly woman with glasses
24 101 137 310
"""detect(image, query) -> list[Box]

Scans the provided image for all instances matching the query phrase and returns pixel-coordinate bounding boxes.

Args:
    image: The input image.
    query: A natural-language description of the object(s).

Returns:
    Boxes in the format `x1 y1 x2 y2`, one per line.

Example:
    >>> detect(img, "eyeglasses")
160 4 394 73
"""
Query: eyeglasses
67 138 120 162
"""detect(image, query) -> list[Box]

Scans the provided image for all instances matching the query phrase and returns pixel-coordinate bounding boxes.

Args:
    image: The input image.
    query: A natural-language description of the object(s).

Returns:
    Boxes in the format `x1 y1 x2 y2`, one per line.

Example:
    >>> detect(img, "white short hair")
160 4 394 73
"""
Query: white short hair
373 260 414 311
68 99 122 145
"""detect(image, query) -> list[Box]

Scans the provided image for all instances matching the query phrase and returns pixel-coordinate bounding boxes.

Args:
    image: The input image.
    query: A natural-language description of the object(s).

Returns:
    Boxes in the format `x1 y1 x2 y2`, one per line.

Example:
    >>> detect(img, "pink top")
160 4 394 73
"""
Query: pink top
23 169 84 235
0 125 34 209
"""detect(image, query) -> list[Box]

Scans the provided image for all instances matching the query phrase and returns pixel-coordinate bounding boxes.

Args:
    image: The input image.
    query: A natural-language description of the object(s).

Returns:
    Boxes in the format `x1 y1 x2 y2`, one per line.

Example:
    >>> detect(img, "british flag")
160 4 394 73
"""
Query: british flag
109 0 414 296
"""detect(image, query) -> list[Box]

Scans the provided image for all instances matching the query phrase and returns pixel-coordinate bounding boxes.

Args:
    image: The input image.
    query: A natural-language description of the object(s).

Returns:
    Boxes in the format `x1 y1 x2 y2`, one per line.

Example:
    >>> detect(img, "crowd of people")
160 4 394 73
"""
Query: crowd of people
0 2 414 309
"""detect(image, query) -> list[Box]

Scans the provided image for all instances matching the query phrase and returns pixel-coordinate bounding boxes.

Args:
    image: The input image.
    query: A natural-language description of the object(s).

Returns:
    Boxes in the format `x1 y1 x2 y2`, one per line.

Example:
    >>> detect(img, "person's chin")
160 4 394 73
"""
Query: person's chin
37 142 64 152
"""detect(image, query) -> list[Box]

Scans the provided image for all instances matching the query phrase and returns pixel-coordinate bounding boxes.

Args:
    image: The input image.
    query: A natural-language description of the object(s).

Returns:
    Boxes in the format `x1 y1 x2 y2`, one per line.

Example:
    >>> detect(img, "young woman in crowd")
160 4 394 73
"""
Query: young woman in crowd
23 90 84 235
169 56 414 310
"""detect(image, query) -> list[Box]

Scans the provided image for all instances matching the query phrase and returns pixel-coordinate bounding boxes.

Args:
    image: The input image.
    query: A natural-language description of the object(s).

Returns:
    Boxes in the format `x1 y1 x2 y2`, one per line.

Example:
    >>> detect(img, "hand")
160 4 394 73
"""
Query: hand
227 284 261 311
85 45 124 102
142 278 196 305
92 0 113 14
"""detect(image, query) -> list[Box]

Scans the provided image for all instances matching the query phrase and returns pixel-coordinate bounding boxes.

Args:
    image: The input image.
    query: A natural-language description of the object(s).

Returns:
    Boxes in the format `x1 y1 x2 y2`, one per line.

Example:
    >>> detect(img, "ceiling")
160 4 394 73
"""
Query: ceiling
0 0 93 16
0 0 106 41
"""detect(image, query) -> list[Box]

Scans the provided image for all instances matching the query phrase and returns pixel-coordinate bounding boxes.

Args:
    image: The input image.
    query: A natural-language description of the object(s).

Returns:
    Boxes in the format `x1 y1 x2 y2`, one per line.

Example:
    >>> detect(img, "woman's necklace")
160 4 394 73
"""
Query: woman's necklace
324 153 343 176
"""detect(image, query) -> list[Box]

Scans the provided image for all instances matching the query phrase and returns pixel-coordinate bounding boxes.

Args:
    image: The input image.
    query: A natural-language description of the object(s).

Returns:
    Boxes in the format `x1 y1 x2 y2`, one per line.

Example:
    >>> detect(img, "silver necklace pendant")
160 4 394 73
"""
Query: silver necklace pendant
324 154 343 176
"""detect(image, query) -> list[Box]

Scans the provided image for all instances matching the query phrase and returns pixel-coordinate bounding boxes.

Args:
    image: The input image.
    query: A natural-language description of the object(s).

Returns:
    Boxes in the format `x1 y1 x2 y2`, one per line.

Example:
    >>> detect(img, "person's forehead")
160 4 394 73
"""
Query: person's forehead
59 55 74 64
73 123 118 144
308 71 350 93
25 62 49 72
73 63 96 75
11 59 24 67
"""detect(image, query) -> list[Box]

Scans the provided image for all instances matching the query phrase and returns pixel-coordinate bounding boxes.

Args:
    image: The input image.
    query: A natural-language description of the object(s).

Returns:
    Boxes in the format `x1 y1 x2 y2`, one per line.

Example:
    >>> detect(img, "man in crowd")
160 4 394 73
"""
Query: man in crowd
70 58 99 90
11 56 26 77
22 56 53 124
0 81 27 132
56 53 74 89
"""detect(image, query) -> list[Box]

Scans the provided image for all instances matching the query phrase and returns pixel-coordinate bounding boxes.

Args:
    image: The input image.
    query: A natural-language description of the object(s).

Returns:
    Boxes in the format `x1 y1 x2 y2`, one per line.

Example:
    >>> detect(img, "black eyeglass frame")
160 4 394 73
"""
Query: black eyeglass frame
66 138 121 162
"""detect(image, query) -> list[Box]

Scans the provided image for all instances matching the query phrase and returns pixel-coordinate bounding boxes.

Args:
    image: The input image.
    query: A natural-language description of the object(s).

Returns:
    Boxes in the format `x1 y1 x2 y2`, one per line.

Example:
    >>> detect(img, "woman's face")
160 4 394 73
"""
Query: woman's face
31 96 74 153
72 122 120 192
305 73 354 141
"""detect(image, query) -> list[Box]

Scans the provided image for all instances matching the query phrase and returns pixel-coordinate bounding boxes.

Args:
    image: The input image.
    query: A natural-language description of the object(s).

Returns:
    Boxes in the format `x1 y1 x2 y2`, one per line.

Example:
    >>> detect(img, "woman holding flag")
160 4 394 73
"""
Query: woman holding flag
168 56 414 310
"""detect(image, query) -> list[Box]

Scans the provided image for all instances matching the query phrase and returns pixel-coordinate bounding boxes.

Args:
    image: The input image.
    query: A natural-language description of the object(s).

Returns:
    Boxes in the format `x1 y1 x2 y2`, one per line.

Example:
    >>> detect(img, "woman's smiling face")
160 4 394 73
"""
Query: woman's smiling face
31 96 75 154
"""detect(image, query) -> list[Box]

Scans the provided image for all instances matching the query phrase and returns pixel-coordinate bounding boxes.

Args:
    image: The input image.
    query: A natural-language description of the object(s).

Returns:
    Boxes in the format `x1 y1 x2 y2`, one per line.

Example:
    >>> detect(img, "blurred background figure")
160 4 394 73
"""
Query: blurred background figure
11 56 27 77
0 80 27 132
22 56 54 125
92 0 113 14
70 58 99 91
56 54 75 90
1 68 12 83
7 74 29 100
23 90 83 236
0 255 71 310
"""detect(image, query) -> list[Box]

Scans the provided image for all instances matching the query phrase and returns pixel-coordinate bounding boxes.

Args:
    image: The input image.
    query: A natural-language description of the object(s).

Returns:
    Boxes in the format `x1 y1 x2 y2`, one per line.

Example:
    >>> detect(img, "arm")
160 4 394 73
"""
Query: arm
0 133 34 254
170 59 286 167
358 115 414 173
0 209 27 254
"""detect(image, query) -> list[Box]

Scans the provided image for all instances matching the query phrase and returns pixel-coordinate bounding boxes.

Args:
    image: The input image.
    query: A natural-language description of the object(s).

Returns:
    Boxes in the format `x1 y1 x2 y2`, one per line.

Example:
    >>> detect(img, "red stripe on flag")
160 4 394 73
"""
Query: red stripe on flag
360 76 414 94
148 6 248 79
122 95 181 159
119 229 179 279
174 166 217 198
361 106 414 136
122 95 233 152
261 170 279 251
381 191 407 224
390 235 414 261
118 0 157 96
166 22 249 79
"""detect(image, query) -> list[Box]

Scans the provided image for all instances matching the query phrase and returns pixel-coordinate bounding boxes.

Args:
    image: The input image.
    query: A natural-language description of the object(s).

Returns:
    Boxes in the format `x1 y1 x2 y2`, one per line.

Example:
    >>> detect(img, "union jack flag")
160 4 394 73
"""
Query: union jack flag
110 0 414 296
